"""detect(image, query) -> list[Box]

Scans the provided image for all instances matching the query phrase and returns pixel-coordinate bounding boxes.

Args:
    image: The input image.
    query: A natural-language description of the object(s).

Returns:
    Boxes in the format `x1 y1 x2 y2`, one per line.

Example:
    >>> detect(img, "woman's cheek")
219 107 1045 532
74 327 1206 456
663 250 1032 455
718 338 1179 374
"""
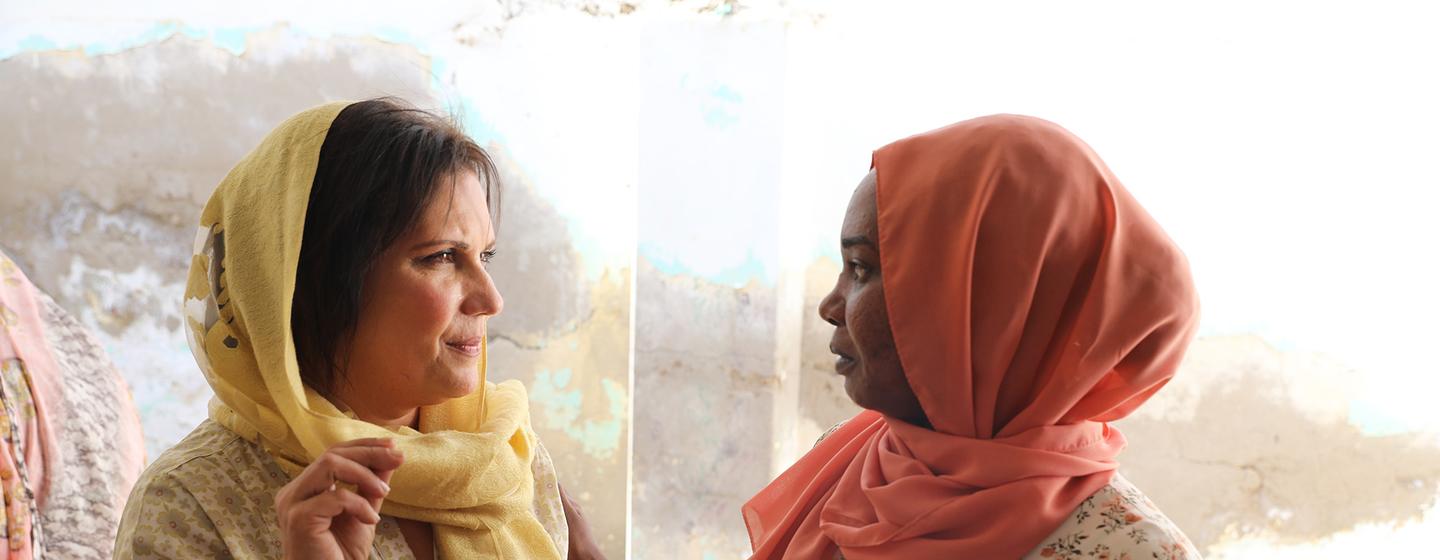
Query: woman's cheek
405 280 457 337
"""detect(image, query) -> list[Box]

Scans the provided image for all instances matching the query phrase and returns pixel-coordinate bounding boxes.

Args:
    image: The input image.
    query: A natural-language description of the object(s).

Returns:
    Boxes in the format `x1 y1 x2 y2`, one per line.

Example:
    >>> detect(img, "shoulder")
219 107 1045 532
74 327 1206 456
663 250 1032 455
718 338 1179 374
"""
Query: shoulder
134 419 284 493
117 420 288 559
528 433 570 555
1025 473 1203 560
814 420 849 448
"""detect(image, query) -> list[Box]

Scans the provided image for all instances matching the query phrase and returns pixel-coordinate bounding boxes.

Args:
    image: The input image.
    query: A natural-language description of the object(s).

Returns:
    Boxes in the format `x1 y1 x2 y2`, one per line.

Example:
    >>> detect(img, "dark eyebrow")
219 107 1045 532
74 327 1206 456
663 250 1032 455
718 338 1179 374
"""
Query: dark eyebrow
841 236 874 249
409 240 472 252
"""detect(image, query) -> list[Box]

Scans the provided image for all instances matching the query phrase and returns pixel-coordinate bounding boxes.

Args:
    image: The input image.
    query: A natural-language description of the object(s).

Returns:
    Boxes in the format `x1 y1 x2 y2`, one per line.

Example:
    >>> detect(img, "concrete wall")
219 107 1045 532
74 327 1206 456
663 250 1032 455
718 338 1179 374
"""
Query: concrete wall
4 1 1439 558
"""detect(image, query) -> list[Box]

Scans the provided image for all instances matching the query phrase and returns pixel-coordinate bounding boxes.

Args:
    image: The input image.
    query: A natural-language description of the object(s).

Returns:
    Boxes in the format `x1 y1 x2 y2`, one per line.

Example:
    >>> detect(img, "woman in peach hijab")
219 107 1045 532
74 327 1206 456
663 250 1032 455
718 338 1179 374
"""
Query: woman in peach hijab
744 115 1203 559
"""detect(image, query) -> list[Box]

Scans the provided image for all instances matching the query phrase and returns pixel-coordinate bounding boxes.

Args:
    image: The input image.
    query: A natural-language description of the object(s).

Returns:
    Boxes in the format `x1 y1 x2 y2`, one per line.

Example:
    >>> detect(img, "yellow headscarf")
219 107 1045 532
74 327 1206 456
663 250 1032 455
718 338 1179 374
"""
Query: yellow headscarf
182 102 560 559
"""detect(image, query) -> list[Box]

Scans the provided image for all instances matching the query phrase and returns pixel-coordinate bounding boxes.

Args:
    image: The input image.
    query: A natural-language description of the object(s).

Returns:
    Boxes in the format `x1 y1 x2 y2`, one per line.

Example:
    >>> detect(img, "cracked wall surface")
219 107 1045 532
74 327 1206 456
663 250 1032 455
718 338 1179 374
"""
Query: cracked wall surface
0 32 437 456
1116 336 1440 555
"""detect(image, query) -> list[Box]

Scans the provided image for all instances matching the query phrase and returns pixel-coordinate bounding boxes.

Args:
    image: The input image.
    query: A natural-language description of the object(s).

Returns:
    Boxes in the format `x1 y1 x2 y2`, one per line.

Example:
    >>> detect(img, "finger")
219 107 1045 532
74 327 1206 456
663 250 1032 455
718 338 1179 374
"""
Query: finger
367 466 398 511
292 486 381 526
328 444 405 473
328 437 398 450
331 445 404 508
291 452 394 501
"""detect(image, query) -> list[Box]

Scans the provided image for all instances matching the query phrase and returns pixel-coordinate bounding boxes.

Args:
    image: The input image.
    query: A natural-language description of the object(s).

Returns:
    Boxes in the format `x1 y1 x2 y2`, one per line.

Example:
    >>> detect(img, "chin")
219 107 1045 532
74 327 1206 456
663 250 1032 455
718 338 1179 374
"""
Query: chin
443 369 483 397
843 376 867 410
410 372 479 407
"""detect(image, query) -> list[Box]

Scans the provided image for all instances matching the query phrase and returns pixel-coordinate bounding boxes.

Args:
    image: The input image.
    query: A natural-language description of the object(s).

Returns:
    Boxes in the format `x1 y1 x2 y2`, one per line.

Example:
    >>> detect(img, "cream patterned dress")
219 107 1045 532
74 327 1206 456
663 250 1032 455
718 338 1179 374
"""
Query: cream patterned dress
1022 474 1200 560
114 420 569 559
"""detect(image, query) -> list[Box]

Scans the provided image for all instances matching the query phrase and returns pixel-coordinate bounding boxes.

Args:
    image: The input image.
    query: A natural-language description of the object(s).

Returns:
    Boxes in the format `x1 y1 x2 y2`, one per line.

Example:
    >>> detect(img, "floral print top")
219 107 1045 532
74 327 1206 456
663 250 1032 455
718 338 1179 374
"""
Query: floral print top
1023 473 1201 560
114 419 569 559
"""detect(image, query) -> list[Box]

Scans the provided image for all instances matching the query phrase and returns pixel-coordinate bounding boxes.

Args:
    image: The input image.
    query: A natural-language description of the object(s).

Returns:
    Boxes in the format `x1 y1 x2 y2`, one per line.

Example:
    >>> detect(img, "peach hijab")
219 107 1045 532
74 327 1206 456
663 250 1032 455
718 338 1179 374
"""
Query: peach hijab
743 115 1200 559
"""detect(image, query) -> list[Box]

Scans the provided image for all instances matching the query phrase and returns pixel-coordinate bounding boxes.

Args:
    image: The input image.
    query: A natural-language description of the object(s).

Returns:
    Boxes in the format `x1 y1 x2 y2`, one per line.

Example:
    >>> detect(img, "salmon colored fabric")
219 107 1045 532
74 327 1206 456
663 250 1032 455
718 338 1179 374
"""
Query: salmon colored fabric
743 115 1200 559
0 250 62 558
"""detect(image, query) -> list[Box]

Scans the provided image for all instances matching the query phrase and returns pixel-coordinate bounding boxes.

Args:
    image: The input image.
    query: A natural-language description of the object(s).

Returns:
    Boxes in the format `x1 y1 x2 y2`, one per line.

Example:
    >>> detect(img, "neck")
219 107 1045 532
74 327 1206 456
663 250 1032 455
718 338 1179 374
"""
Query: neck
331 388 420 429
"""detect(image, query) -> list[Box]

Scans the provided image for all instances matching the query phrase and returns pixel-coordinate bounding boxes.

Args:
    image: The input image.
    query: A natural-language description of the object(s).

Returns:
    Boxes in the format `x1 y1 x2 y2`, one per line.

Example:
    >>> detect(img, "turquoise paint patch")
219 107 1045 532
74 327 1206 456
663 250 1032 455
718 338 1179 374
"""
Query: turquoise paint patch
449 94 508 150
697 83 743 129
1348 398 1417 437
81 22 180 56
207 27 254 55
530 369 626 459
4 22 262 60
16 35 59 52
641 244 774 287
703 106 741 129
353 28 507 149
709 85 743 104
5 20 438 61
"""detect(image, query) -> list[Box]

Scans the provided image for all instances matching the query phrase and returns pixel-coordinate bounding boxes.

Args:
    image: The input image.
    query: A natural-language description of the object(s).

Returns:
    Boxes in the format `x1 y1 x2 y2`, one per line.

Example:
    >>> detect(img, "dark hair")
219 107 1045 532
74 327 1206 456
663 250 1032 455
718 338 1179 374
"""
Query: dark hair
291 97 501 396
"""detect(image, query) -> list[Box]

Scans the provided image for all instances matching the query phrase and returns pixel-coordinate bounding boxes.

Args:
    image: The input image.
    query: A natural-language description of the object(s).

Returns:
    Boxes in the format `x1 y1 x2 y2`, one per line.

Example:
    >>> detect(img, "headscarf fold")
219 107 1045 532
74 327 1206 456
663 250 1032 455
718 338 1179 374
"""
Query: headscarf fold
744 115 1199 559
184 103 559 559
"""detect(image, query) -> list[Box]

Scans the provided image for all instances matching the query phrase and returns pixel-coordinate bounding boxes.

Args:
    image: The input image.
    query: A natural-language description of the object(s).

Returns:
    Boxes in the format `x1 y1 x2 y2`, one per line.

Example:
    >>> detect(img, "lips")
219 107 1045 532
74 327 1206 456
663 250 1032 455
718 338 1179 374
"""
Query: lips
445 337 483 357
830 344 857 373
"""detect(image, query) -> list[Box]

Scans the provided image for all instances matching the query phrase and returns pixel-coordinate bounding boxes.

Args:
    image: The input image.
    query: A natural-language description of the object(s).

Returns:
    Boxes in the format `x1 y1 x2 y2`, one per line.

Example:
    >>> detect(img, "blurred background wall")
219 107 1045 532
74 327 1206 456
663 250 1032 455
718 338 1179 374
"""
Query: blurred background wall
2 1 1438 558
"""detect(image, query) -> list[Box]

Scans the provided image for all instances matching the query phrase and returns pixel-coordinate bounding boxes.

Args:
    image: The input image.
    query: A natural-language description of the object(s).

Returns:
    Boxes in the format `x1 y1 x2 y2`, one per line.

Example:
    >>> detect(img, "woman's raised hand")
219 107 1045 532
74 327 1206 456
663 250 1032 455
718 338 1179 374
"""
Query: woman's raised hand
275 438 404 560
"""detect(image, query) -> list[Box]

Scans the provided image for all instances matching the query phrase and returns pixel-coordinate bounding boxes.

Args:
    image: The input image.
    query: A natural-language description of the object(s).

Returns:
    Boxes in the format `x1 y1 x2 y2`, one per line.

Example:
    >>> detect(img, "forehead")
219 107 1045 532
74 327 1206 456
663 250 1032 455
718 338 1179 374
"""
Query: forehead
410 170 494 237
842 169 879 234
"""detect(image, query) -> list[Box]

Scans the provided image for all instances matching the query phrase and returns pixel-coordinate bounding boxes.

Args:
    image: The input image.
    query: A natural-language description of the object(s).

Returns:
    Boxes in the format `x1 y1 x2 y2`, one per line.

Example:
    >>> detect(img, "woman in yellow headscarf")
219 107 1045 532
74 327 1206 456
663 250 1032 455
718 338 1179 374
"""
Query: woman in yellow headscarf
115 99 604 559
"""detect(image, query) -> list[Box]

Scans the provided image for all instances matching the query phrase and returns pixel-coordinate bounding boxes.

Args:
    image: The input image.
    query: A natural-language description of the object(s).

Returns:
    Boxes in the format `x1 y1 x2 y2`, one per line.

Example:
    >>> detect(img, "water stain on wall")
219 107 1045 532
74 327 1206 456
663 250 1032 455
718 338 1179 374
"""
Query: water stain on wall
482 147 630 558
633 258 783 558
0 31 439 455
483 147 591 341
1118 336 1440 552
0 30 435 329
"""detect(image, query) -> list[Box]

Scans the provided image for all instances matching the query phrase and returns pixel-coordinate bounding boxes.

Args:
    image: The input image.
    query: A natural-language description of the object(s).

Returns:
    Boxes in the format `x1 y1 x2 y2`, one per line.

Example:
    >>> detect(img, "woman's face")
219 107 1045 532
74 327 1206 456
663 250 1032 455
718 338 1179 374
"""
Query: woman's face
336 170 502 423
819 170 929 428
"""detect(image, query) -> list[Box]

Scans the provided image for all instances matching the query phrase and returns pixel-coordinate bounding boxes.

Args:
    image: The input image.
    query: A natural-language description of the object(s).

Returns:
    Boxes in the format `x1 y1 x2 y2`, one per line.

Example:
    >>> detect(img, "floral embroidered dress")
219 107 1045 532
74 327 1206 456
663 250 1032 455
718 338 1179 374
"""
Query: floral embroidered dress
114 419 568 559
1024 474 1200 560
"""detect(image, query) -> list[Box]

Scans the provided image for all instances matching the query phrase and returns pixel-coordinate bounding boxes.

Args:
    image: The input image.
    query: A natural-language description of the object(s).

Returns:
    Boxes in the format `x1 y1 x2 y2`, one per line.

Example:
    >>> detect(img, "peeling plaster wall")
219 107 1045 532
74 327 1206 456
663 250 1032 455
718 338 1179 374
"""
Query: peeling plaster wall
5 1 1440 559
1116 337 1440 550
633 261 780 558
0 31 438 456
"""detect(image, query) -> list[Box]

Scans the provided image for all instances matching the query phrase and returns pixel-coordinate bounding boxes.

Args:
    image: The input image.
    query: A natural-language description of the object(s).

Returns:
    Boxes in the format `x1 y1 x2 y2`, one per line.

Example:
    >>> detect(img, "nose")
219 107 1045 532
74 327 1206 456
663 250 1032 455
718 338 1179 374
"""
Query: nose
818 278 844 327
459 263 504 317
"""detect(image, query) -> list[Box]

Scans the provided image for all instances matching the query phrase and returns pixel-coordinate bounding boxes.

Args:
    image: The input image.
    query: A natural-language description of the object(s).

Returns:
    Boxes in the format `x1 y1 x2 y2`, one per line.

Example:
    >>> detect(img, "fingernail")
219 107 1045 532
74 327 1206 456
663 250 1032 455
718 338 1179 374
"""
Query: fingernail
380 481 391 494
